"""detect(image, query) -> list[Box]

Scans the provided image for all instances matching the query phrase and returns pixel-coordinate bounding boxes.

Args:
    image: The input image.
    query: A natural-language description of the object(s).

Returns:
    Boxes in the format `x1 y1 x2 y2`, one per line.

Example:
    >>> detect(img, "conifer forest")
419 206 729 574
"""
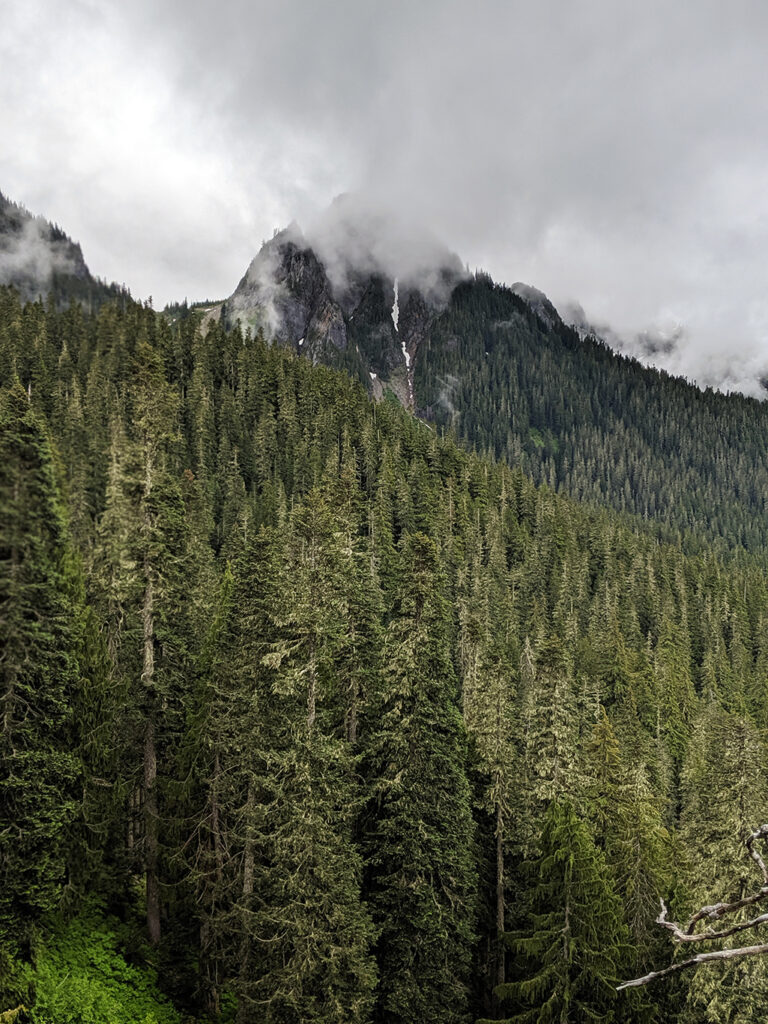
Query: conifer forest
7 276 768 1024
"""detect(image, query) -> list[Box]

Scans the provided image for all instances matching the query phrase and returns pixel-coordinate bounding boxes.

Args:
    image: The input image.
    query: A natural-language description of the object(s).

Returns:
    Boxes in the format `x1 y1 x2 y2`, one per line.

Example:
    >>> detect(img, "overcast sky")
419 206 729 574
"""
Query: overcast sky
3 0 768 392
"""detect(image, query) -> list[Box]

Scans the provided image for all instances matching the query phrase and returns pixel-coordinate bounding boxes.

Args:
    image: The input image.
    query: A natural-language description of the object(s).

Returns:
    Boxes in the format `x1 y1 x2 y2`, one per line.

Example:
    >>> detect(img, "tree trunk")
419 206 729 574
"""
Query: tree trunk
142 571 161 945
212 750 224 883
2 481 20 743
237 782 256 1024
346 667 358 745
201 749 225 1015
496 800 505 990
144 710 160 945
307 639 317 731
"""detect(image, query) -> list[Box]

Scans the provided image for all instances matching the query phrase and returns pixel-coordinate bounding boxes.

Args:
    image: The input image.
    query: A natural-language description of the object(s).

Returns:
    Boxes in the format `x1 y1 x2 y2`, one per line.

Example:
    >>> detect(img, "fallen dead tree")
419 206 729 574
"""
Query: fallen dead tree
619 823 768 990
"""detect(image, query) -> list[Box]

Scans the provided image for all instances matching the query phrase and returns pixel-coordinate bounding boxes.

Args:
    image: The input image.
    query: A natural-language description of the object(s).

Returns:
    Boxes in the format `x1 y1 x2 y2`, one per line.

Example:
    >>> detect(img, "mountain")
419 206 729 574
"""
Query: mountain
214 203 768 558
415 273 768 556
218 195 464 406
0 190 128 308
6 186 768 560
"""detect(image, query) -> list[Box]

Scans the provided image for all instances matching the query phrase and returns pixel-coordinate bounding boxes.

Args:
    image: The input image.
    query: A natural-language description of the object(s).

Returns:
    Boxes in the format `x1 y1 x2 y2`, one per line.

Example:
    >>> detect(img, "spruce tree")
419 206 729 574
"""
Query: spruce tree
459 511 518 1001
494 799 633 1023
365 532 477 1024
241 493 378 1024
0 381 81 983
584 711 670 981
90 336 191 945
677 701 768 1022
516 632 581 855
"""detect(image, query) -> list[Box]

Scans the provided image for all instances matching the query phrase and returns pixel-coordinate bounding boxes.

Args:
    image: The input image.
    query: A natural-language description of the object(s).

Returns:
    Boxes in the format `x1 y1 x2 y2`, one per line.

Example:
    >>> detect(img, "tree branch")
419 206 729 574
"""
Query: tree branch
618 942 768 990
618 823 768 989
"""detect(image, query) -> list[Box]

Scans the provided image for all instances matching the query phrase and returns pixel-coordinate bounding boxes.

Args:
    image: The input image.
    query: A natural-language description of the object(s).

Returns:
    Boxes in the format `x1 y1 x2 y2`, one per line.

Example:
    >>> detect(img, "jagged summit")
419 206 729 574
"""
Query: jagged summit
228 227 343 351
221 196 465 407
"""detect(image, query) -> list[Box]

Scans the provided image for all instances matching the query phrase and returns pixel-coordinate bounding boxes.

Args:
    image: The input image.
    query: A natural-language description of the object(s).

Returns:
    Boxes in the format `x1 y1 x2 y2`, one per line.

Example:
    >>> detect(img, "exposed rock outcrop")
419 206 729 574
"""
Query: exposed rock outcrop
222 201 466 406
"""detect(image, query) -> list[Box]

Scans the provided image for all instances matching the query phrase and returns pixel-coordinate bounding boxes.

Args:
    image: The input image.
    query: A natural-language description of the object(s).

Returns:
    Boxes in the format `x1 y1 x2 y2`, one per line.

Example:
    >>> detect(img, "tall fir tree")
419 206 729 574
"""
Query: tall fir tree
0 381 82 994
365 532 477 1024
677 701 768 1023
241 493 378 1023
493 799 636 1024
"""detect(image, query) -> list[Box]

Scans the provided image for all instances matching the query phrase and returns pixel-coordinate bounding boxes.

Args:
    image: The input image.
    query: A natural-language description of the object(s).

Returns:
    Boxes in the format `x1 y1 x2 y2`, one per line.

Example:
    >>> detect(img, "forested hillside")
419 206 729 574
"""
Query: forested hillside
0 192 130 311
211 221 768 560
4 286 768 1021
415 274 768 557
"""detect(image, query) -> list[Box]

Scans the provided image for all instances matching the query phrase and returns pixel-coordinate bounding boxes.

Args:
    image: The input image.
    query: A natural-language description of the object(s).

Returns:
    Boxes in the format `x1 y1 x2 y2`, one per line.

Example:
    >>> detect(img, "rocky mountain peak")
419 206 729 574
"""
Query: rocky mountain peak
222 197 466 406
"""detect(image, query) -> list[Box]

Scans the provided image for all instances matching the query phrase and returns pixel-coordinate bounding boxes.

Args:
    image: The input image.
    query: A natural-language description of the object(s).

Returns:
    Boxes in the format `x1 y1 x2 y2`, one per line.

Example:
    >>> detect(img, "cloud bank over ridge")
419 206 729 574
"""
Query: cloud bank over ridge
3 1 768 391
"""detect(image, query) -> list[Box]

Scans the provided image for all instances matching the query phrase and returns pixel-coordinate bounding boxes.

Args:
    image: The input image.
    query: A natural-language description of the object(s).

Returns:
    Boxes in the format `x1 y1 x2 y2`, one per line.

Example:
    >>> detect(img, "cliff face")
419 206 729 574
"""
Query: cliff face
222 212 464 407
225 229 359 369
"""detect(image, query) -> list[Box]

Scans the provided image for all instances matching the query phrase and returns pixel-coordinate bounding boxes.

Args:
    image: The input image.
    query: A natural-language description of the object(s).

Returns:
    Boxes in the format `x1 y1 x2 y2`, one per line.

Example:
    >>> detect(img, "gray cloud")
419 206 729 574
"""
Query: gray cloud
302 194 464 304
3 0 768 390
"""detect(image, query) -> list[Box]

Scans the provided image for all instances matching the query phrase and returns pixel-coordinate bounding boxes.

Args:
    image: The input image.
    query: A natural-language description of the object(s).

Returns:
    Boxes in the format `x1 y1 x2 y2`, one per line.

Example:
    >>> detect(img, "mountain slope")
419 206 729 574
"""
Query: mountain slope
218 211 768 557
6 185 767 558
4 285 768 1021
417 274 768 555
0 190 128 309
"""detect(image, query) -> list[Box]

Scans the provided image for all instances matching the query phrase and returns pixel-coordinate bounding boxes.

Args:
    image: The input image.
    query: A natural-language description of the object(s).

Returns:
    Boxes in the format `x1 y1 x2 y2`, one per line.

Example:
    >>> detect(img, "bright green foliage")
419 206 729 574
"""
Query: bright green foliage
28 910 183 1024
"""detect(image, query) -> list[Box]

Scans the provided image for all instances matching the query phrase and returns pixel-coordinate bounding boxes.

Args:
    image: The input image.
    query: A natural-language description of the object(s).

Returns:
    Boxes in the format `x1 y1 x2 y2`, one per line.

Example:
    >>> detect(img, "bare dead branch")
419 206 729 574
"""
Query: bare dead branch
618 942 768 990
657 898 768 944
619 823 768 990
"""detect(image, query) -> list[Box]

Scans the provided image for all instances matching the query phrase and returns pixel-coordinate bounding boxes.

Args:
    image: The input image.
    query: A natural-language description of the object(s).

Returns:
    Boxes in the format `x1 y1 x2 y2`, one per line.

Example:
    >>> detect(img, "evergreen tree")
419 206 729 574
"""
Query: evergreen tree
584 712 670 975
90 336 192 944
677 701 768 1023
5 285 768 1022
459 511 518 1002
365 533 477 1024
241 494 378 1023
494 800 633 1023
0 382 81 989
516 633 581 854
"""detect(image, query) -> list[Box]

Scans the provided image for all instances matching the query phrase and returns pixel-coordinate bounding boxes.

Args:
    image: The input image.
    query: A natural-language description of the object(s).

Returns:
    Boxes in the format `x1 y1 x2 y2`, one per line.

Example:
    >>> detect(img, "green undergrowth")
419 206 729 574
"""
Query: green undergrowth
5 908 192 1024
